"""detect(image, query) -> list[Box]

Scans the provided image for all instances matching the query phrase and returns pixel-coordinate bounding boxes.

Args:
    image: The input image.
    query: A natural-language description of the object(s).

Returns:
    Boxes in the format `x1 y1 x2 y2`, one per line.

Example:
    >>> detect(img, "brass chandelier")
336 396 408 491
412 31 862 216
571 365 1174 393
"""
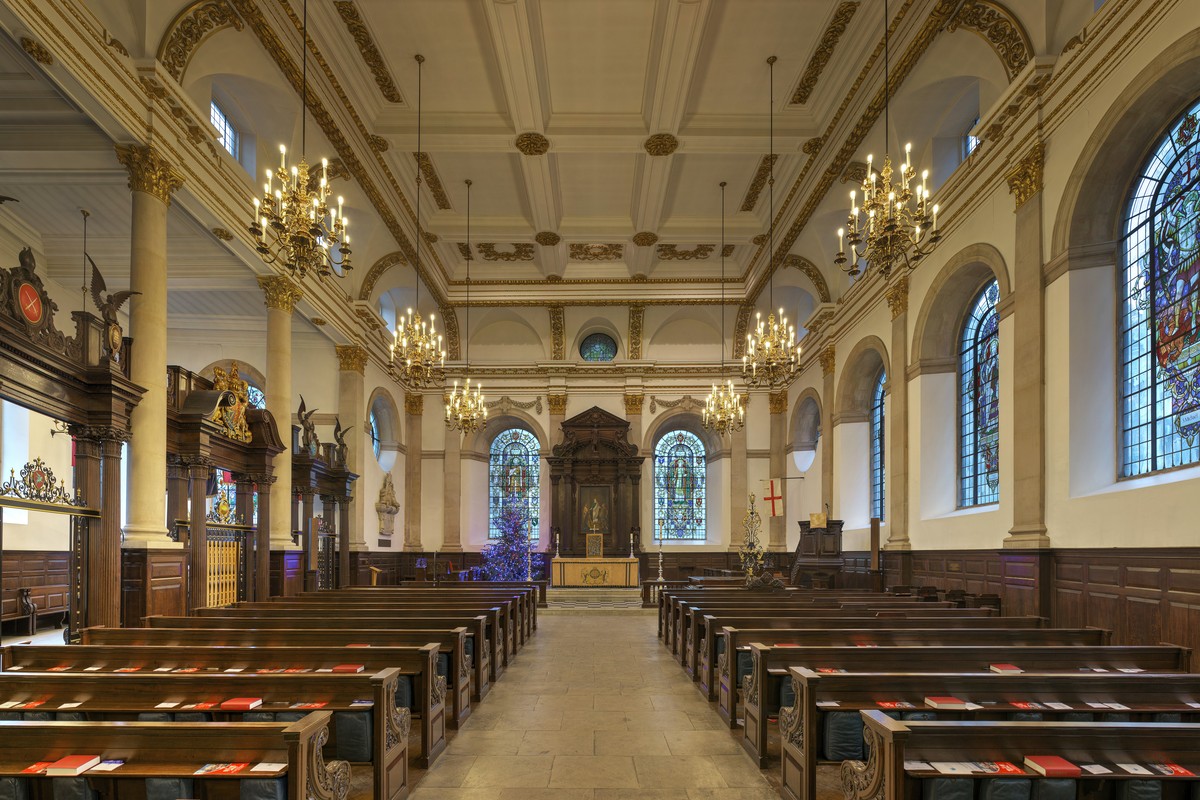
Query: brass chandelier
743 56 801 389
834 0 940 278
249 0 350 279
446 179 486 434
704 182 744 435
390 54 445 388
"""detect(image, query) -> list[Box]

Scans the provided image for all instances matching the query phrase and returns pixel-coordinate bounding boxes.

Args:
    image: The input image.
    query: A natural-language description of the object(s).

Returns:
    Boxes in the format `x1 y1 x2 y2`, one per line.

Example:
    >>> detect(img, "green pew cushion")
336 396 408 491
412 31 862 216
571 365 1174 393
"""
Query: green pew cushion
0 712 19 721
276 711 306 723
20 711 51 722
735 652 753 688
822 711 865 761
981 778 1031 800
1101 712 1130 722
333 710 373 762
1153 712 1182 722
779 678 795 708
922 778 973 800
464 637 475 659
716 637 726 656
50 778 96 800
174 711 212 721
1116 781 1161 800
1060 712 1093 722
242 712 277 722
1008 712 1043 721
437 653 450 679
53 712 85 721
396 675 413 710
146 778 193 800
1032 779 1076 800
0 778 28 800
901 711 936 721
136 712 173 722
240 778 287 800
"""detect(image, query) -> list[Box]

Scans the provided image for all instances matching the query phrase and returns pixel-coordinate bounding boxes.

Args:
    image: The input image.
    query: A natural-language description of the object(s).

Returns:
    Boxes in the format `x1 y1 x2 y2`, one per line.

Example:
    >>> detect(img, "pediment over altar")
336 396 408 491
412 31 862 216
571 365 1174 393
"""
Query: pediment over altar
550 406 640 460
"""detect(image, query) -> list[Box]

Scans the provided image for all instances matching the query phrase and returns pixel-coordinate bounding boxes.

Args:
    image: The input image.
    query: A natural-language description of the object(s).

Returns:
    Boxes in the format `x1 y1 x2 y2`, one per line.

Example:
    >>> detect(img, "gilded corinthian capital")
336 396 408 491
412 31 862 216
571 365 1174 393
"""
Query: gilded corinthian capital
114 144 184 205
257 275 304 313
335 344 368 374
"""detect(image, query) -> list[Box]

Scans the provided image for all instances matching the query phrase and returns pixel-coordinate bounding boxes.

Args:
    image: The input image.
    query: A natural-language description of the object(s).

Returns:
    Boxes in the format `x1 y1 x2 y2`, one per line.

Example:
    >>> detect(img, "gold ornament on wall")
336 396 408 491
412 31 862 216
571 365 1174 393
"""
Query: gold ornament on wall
547 393 568 415
20 36 53 65
624 394 644 415
1005 142 1044 210
334 0 404 103
791 2 859 104
569 243 622 261
478 243 535 262
414 152 451 210
885 276 909 318
819 344 836 376
657 244 714 261
210 362 253 443
115 144 184 206
946 0 1033 81
404 393 424 415
769 391 788 414
740 154 778 212
549 306 565 360
628 305 644 360
336 344 368 374
158 0 243 81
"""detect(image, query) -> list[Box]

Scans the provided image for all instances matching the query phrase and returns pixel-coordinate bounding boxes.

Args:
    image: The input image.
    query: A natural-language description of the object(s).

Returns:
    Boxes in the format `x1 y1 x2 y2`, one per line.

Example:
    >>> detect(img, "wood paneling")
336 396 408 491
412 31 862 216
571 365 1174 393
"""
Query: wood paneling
121 549 186 626
2 550 70 630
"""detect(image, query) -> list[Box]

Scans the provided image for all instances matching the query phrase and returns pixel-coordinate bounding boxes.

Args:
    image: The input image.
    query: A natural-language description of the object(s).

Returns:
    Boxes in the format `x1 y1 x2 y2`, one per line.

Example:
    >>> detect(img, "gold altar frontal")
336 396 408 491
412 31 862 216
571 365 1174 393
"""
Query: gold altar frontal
551 557 640 587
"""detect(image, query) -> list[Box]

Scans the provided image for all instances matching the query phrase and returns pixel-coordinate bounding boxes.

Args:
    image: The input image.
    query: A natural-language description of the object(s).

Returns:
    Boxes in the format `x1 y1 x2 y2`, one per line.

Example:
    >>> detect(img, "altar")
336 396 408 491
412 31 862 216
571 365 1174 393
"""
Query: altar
551 557 640 587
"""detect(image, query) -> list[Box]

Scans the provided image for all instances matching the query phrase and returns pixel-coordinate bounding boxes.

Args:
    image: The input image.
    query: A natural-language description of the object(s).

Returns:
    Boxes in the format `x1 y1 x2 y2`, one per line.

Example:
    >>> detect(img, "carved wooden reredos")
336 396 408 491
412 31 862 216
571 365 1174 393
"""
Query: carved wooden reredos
547 407 644 557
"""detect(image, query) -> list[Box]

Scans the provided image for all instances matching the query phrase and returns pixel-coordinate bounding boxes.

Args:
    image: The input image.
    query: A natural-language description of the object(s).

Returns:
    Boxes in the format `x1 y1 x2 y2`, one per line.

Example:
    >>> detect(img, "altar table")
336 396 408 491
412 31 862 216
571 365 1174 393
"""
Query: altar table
551 557 640 587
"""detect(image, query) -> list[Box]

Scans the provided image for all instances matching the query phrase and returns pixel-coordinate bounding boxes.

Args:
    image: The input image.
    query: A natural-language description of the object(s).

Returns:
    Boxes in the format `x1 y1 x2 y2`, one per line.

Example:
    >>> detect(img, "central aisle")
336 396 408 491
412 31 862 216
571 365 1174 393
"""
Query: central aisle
410 609 778 799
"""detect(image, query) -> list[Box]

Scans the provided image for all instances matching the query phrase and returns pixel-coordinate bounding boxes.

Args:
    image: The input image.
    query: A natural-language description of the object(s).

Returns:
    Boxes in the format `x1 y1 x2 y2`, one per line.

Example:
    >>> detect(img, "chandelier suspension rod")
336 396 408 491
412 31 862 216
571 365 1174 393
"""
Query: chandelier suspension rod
414 54 424 310
767 55 776 313
301 0 307 155
464 179 471 368
720 181 726 372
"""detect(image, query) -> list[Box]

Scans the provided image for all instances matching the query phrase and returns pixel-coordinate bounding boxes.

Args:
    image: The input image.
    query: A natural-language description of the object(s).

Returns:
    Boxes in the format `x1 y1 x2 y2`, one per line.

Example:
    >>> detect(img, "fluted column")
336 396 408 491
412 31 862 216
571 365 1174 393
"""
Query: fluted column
819 344 836 516
336 344 367 551
403 393 424 551
768 390 787 551
885 278 910 549
116 144 182 547
258 275 303 550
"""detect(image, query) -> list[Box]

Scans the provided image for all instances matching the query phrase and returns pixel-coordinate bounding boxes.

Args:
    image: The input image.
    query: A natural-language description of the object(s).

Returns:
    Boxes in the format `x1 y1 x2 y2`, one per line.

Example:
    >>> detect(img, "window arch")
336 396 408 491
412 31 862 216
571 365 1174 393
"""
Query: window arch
488 428 540 540
1120 99 1200 477
959 280 1000 506
870 371 886 521
368 409 381 461
653 429 707 541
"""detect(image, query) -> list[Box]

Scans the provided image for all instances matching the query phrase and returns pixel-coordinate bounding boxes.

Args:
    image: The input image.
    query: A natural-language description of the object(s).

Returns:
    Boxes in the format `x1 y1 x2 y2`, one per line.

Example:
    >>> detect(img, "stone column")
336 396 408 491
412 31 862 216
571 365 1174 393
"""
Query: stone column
768 390 788 551
547 393 567 447
1004 144 1050 548
819 344 836 516
258 275 303 550
728 395 748 551
403 393 424 551
116 145 183 547
442 406 463 553
335 344 368 551
884 278 910 549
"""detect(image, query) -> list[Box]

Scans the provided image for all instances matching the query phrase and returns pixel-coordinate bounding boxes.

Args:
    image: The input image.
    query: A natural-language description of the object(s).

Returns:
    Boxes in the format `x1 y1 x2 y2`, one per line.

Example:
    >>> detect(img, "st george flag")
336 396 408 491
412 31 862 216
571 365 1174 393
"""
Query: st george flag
760 479 784 517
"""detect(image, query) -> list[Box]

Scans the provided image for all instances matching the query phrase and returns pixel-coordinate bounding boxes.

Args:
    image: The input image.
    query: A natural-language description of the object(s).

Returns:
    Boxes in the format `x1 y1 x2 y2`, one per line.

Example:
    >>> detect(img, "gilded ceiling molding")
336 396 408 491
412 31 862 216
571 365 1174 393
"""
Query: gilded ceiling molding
478 243 535 262
20 36 53 65
106 37 130 57
335 344 368 374
840 161 868 184
114 144 184 205
946 0 1032 82
157 0 244 82
752 234 767 247
781 254 832 303
791 2 860 104
549 306 565 360
657 244 714 261
211 227 234 241
740 154 777 212
356 251 406 301
628 305 644 360
1005 141 1044 210
333 1 404 103
547 394 568 415
368 134 389 152
535 231 560 246
632 232 659 247
819 343 836 375
424 232 439 244
802 137 824 155
732 304 753 359
258 275 304 313
414 152 451 210
569 243 623 261
457 243 473 260
439 304 460 360
644 133 679 156
516 132 550 155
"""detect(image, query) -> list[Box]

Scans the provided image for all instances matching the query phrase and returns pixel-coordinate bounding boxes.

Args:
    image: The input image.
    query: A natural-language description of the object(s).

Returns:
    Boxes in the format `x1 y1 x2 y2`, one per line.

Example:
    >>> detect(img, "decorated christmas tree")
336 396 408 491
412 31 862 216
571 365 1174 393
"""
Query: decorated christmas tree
481 503 534 581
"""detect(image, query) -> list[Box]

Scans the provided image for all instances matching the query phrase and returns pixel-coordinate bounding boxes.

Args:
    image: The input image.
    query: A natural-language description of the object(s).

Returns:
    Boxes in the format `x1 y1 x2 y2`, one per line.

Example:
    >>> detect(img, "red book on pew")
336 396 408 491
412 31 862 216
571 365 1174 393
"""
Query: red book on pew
45 755 101 776
990 663 1024 674
1149 763 1195 777
774 643 799 647
1024 756 1081 777
878 700 916 709
220 697 263 711
21 762 52 774
332 664 365 674
924 696 968 710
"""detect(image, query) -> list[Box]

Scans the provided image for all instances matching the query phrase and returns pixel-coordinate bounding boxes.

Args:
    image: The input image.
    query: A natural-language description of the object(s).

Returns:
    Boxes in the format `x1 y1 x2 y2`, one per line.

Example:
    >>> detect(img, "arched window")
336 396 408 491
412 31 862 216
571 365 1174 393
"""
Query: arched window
579 332 617 362
870 371 886 521
1120 100 1200 477
488 428 540 539
959 280 1000 506
368 409 381 460
246 384 266 410
653 430 707 540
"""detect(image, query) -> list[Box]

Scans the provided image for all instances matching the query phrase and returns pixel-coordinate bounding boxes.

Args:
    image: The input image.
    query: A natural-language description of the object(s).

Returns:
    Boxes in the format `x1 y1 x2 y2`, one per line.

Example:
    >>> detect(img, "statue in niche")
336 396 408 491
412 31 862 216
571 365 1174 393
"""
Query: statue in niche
331 417 352 467
297 395 320 456
586 496 608 533
376 473 400 539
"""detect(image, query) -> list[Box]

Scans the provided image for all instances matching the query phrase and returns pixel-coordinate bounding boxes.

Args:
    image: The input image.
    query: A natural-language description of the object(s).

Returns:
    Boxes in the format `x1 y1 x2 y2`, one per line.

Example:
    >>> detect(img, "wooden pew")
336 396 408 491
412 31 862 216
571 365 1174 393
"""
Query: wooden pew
0 668 410 799
843 709 1200 800
398 580 550 608
0 711 347 800
85 624 490 704
318 585 541 631
694 615 1054 697
781 668 1200 800
658 588 872 641
2 642 449 768
738 642 1193 767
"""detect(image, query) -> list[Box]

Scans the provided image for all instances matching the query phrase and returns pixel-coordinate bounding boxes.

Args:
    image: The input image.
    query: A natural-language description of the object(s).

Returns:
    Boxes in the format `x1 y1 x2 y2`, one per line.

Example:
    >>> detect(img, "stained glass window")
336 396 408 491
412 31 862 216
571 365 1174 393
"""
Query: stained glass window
246 384 266 410
654 430 706 540
488 428 540 539
579 332 617 362
369 409 381 461
870 371 886 521
1120 99 1200 477
959 280 1000 506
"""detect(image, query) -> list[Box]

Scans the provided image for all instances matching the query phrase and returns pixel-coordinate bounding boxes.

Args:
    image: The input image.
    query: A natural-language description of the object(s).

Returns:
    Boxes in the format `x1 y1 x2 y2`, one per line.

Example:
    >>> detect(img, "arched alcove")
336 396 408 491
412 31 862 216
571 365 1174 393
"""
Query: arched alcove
835 336 890 424
910 242 1011 373
366 387 402 472
789 387 823 472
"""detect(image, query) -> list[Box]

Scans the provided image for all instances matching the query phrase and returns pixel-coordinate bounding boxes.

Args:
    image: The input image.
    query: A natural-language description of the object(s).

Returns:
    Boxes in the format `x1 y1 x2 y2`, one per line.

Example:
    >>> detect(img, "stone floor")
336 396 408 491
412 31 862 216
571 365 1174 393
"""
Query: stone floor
408 608 781 799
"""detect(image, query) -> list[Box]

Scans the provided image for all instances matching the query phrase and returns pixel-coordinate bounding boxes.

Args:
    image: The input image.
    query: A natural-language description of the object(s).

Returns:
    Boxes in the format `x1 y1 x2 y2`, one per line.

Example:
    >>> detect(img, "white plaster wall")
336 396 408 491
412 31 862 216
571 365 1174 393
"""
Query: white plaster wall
0 402 73 550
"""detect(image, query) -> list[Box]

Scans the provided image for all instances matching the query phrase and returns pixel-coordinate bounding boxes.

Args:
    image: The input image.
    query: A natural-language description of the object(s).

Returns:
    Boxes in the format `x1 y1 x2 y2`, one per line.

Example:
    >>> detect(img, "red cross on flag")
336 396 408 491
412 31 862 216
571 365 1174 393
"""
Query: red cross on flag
760 479 784 517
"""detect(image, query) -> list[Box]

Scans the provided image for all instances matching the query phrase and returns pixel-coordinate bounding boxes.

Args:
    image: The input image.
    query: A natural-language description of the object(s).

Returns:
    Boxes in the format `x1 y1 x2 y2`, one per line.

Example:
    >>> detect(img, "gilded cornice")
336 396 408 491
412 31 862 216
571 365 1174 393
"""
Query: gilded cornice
334 1 404 103
414 152 450 210
732 304 752 359
211 227 234 241
819 344 836 376
478 243 535 262
884 276 909 318
549 306 565 360
535 231 560 246
258 275 304 313
357 251 406 301
570 243 623 262
781 254 832 303
946 0 1033 82
439 304 460 360
790 2 859 104
515 132 550 155
547 393 568 415
628 305 644 360
114 144 184 205
335 344 368 374
404 393 424 415
657 244 713 261
457 243 474 261
139 74 218 156
840 160 868 184
644 133 679 156
624 393 644 415
740 154 777 212
632 232 659 247
1006 142 1044 210
157 0 243 82
20 36 53 65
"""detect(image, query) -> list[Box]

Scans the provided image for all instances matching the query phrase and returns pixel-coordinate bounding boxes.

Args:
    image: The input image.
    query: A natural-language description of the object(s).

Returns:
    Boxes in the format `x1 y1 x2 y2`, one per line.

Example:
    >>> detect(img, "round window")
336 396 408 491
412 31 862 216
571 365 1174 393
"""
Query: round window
579 332 617 362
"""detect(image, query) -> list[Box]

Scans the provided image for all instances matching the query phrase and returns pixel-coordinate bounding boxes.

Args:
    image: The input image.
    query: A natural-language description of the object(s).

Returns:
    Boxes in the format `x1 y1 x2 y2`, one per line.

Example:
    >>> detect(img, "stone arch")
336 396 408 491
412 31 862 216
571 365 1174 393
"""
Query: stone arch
781 255 832 303
944 0 1033 82
910 242 1011 375
358 251 406 301
158 0 244 83
835 336 890 425
463 409 550 459
642 407 723 458
1053 28 1200 259
572 315 624 361
789 387 823 450
366 386 402 472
